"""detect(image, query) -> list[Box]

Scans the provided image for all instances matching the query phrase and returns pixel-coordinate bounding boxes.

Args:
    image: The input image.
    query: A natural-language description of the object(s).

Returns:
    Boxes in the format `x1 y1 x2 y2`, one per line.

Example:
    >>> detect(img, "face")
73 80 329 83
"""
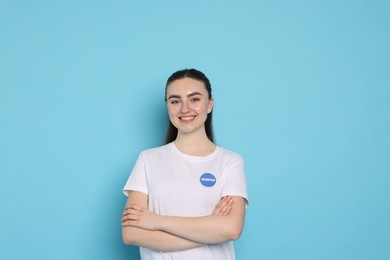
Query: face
166 77 213 137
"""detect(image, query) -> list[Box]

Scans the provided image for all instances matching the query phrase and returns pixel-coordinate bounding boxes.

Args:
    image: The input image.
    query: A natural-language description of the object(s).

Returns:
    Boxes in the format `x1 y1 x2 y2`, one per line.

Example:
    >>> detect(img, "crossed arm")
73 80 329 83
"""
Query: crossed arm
121 191 246 252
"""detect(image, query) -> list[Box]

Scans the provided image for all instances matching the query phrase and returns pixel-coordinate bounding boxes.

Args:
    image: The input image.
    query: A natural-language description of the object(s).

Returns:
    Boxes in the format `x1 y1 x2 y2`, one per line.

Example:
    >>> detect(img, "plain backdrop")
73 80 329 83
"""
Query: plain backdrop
1 1 389 259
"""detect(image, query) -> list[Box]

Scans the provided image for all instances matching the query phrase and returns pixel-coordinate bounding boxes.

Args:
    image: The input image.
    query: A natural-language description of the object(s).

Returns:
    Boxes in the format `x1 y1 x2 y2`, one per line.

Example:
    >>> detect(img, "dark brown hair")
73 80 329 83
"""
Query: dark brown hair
164 68 214 144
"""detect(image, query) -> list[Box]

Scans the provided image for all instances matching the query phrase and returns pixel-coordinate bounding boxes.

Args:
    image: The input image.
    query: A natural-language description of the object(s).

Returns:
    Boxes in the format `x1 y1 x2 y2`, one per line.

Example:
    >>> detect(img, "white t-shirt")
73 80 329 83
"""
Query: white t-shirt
123 142 248 260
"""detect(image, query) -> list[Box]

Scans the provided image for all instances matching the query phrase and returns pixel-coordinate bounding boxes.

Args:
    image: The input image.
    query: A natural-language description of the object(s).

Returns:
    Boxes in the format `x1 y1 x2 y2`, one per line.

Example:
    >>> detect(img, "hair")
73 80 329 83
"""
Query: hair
164 68 214 144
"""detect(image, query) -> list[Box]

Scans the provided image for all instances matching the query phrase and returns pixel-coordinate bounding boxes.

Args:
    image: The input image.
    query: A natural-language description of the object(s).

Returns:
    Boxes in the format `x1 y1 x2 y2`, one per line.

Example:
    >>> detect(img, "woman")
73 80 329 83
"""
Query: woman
121 69 248 259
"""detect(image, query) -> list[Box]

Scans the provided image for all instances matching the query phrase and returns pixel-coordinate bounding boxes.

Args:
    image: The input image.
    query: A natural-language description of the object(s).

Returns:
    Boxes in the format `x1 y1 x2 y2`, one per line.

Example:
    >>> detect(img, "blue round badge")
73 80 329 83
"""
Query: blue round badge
200 173 216 187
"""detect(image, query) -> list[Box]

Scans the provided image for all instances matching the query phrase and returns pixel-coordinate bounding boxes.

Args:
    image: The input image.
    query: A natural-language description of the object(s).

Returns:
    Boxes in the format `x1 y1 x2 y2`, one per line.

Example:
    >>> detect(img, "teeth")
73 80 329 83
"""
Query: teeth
180 116 195 120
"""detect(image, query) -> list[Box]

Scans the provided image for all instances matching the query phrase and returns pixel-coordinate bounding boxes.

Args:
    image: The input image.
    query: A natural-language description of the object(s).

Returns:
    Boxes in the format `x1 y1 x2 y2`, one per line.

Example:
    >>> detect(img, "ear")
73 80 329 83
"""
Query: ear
207 98 214 114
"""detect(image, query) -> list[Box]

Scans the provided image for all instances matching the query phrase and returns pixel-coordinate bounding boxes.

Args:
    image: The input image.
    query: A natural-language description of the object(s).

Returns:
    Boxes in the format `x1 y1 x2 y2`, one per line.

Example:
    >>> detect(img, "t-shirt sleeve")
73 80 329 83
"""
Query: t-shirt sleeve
122 153 149 197
221 156 248 205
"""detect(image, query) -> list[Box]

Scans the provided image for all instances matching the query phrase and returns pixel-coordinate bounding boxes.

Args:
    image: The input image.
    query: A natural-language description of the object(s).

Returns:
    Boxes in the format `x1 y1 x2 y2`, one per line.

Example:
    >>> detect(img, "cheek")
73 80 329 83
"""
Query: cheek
167 106 177 118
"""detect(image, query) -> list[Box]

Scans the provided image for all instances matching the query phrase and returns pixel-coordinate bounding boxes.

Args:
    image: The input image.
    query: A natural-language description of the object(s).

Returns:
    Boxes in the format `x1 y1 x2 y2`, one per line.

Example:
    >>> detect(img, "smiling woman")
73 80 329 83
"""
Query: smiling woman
166 77 213 148
164 69 215 146
121 69 248 260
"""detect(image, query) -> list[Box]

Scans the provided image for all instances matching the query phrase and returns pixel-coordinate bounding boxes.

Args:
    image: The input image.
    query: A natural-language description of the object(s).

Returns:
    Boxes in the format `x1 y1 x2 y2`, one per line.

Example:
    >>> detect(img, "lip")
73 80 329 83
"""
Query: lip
179 115 196 122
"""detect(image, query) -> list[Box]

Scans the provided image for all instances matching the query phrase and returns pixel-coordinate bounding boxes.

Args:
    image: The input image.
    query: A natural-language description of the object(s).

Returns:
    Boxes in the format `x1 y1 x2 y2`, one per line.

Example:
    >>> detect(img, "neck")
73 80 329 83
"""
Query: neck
174 129 216 156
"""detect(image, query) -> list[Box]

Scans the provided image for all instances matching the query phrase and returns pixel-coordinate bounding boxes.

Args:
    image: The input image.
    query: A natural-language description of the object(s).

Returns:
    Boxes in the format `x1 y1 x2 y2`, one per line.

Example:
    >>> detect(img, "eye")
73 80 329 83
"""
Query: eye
170 100 180 104
191 98 200 103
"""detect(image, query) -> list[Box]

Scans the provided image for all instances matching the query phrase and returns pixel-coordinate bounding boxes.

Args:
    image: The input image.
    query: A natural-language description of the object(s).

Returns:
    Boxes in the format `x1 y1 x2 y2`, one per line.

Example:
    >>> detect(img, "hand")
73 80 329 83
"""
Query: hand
212 196 233 216
122 203 160 230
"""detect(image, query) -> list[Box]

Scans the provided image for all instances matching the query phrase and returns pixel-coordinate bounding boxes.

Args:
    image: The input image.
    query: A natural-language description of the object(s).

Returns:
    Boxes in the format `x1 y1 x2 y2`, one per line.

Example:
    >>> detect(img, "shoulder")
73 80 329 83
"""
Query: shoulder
217 146 244 164
139 143 171 158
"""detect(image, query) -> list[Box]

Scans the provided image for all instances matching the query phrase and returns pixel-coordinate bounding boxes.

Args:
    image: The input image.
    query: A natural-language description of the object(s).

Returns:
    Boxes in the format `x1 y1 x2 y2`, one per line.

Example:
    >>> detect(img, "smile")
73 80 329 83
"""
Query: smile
179 116 196 121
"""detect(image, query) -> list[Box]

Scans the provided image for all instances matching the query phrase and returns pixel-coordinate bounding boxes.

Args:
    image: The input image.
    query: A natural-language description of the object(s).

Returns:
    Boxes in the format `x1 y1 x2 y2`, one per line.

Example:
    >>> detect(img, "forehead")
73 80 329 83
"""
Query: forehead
166 78 207 96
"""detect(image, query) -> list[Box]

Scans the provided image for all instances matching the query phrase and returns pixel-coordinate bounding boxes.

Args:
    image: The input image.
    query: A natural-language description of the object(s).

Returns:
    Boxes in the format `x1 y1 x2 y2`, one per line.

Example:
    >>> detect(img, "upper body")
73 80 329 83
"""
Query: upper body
121 69 248 260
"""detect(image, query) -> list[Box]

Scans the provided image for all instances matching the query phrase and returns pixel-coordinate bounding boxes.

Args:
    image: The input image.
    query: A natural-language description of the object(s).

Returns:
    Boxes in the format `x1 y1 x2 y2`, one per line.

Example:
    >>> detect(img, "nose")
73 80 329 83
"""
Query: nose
180 101 190 113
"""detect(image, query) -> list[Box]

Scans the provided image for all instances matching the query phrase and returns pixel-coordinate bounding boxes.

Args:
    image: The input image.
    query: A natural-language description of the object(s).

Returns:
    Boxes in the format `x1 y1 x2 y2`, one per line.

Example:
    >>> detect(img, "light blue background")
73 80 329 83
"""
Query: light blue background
1 1 389 259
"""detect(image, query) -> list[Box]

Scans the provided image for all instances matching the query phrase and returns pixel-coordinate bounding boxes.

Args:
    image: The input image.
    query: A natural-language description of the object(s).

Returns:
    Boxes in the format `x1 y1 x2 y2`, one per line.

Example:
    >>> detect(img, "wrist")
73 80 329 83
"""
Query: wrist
155 214 165 231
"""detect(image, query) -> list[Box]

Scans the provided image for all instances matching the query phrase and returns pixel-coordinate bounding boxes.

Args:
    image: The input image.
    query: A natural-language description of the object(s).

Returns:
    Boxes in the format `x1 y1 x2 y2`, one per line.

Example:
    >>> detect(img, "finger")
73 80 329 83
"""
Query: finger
122 205 144 216
213 196 231 215
122 214 137 222
222 204 232 216
121 211 142 225
122 208 137 216
121 220 136 227
220 198 233 215
218 196 231 208
124 204 142 211
122 209 142 221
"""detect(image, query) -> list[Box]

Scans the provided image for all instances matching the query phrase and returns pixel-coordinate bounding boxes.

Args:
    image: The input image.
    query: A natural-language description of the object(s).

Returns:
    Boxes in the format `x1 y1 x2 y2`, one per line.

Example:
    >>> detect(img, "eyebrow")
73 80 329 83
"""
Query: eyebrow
167 92 203 100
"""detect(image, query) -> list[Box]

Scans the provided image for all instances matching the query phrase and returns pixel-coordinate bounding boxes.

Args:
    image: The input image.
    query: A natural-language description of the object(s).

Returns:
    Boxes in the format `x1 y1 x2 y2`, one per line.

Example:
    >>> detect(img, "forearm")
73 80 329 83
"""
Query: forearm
122 195 245 246
156 214 242 244
122 226 202 252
